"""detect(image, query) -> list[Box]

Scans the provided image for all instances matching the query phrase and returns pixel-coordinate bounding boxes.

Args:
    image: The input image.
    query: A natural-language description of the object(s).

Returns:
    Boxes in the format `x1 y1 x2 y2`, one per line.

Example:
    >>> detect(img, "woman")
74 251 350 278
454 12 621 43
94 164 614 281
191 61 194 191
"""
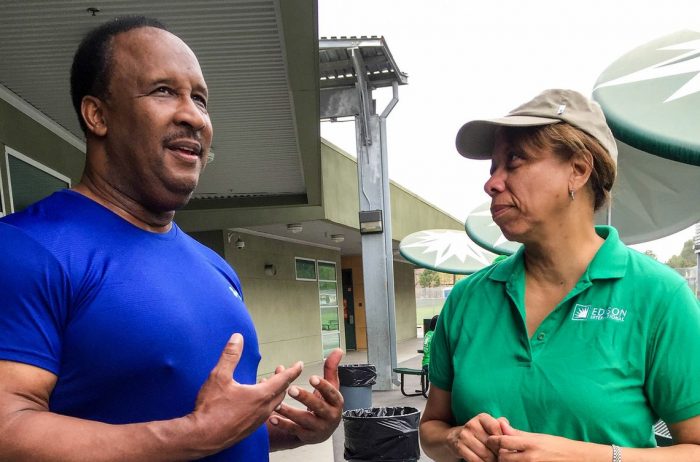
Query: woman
422 315 439 373
419 89 700 462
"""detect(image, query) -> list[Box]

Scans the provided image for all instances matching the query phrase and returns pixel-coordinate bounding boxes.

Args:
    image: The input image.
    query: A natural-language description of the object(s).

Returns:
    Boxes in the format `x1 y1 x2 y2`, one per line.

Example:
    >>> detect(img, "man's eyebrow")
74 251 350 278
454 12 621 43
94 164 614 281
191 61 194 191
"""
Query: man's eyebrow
147 77 208 95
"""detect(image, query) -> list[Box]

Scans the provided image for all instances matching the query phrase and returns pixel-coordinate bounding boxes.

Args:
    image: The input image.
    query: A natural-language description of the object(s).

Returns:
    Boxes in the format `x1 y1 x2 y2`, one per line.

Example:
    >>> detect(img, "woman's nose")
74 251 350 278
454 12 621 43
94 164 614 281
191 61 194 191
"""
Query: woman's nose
484 168 505 196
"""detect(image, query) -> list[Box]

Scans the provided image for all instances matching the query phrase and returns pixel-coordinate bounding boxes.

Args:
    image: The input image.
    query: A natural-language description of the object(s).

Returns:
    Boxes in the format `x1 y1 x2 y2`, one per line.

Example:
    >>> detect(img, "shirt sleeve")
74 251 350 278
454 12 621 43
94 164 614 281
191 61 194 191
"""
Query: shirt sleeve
645 281 700 424
428 293 456 391
0 225 71 375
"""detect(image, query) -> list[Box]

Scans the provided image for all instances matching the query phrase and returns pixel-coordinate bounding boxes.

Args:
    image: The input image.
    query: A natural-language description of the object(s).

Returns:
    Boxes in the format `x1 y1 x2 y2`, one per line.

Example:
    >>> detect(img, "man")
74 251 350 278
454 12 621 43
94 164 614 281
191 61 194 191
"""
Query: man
0 16 342 461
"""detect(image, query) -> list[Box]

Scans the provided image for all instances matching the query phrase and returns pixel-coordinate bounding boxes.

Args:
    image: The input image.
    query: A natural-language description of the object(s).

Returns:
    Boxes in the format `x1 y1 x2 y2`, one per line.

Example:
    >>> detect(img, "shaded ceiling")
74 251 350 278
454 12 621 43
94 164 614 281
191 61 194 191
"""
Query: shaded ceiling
0 0 320 208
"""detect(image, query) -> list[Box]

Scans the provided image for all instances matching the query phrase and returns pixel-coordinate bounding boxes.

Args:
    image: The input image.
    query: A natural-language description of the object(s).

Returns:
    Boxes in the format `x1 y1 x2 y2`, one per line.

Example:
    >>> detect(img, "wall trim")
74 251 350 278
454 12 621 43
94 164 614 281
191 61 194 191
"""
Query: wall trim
230 227 341 251
0 83 86 153
5 146 72 213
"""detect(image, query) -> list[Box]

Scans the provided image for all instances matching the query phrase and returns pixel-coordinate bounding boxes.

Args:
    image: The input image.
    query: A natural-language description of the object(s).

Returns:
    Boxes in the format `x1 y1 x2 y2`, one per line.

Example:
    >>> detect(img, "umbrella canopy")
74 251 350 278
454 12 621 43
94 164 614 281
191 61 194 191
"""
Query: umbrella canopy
593 30 700 244
464 201 522 255
399 229 499 275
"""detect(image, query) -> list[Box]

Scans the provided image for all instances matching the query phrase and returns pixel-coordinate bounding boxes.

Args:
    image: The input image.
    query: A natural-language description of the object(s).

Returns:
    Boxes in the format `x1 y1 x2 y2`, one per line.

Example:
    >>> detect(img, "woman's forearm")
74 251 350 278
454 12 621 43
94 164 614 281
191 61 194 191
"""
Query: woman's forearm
419 419 461 462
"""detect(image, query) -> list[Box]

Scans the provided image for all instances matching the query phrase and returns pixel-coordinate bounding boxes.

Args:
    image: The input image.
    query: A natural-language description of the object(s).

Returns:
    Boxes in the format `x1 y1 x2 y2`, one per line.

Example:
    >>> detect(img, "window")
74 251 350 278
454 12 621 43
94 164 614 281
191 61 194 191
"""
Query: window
318 261 340 357
6 147 70 213
295 257 317 281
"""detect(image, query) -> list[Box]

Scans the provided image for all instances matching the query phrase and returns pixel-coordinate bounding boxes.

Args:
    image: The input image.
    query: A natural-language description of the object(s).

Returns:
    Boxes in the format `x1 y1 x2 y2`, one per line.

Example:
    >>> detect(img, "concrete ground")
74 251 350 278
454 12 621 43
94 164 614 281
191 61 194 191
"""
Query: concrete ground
270 335 434 462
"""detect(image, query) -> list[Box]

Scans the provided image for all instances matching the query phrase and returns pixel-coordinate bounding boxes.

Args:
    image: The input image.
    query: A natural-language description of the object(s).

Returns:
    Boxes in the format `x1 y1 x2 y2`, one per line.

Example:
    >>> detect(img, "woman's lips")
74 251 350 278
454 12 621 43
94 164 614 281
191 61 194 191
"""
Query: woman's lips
490 204 512 219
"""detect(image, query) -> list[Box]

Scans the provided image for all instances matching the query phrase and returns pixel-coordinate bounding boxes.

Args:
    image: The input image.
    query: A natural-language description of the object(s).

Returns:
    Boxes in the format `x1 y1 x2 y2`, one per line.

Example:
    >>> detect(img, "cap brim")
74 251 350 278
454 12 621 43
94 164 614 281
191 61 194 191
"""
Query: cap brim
456 115 561 159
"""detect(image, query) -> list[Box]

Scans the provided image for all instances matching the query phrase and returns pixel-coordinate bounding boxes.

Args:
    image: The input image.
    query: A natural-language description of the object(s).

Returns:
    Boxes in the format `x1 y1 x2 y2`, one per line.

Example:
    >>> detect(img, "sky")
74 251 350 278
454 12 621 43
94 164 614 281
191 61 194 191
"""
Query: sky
317 0 699 263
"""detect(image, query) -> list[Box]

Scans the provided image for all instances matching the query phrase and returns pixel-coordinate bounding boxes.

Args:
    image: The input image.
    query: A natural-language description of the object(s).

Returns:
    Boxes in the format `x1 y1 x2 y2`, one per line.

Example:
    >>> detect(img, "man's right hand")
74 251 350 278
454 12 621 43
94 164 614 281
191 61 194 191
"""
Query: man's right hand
187 333 303 454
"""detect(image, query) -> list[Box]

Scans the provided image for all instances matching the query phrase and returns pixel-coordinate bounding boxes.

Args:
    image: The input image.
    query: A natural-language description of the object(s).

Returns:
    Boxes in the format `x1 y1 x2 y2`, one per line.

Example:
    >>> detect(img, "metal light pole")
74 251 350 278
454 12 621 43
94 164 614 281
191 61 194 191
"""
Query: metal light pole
319 36 408 389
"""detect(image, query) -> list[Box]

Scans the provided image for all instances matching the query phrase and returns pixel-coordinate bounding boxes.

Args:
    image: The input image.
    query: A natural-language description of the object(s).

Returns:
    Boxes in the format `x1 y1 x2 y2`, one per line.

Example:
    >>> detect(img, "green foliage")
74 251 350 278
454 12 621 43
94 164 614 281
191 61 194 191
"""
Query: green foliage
418 269 441 288
666 239 696 268
643 249 657 260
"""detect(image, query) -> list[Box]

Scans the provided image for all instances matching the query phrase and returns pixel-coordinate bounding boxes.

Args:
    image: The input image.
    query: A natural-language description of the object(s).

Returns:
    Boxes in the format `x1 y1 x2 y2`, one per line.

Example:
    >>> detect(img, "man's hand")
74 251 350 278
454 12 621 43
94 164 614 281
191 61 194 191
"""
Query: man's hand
268 348 344 448
188 333 303 454
445 412 508 462
486 419 587 461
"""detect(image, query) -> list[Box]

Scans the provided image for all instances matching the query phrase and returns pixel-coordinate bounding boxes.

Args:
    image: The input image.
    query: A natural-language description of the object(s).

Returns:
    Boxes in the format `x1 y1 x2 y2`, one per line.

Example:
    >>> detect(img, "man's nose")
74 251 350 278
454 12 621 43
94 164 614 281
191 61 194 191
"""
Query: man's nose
175 96 208 132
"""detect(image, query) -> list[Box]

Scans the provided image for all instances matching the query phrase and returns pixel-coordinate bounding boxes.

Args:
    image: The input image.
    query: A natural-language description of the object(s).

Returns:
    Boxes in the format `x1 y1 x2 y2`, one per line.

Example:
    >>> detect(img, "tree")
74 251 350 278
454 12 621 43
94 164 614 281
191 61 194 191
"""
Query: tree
418 269 441 288
666 239 696 268
643 250 657 260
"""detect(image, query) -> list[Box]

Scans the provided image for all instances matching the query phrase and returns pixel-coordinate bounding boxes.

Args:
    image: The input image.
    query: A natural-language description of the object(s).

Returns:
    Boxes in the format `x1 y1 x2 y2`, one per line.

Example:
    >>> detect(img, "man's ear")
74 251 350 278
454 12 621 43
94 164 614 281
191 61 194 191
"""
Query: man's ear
81 95 107 137
569 151 593 194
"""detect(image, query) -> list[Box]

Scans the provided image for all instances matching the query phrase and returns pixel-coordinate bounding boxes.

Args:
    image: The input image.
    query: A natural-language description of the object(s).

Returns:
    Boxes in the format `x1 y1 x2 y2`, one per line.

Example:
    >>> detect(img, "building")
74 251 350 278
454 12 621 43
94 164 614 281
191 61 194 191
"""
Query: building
0 0 463 374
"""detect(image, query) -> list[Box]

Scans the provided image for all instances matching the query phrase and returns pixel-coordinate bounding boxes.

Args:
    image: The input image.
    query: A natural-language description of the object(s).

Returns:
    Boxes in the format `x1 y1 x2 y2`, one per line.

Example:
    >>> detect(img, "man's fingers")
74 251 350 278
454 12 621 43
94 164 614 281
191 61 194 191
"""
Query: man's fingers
260 361 304 398
213 333 244 381
310 375 344 408
274 402 319 429
323 348 344 388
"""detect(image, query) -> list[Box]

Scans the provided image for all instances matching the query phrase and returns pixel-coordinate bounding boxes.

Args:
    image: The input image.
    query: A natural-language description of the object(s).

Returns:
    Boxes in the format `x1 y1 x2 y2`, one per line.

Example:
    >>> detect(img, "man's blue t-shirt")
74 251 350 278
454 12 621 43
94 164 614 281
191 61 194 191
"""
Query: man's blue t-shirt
0 190 268 461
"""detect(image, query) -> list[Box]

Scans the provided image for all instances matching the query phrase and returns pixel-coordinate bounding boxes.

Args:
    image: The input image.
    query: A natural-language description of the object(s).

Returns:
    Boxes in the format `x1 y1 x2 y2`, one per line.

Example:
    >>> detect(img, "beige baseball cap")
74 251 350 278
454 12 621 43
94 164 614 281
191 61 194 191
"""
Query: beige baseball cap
455 89 618 163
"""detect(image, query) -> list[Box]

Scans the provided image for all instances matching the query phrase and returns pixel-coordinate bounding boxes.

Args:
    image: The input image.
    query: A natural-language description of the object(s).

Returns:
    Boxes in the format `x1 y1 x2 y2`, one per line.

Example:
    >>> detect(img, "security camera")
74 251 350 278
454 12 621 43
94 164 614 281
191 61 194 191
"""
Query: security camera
235 237 245 250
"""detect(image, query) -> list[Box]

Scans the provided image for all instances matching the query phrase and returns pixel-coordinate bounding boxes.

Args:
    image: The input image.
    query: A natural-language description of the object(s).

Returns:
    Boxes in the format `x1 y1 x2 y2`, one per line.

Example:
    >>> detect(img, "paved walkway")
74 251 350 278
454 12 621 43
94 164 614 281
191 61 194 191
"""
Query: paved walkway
270 336 434 462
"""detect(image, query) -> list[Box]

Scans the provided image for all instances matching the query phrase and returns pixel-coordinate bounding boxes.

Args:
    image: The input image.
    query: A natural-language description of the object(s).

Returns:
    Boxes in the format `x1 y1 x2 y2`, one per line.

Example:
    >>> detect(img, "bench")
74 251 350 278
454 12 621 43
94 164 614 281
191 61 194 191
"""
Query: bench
393 367 429 398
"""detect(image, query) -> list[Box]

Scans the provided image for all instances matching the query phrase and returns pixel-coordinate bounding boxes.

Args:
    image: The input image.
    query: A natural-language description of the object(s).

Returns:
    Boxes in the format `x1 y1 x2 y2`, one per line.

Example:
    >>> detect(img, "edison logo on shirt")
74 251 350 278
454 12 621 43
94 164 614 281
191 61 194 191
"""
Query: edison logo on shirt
571 304 627 322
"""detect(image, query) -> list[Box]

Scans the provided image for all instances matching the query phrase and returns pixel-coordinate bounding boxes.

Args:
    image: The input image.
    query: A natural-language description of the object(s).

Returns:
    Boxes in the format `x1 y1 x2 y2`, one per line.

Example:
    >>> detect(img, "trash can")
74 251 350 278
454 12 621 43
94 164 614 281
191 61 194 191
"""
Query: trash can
343 406 421 461
338 364 377 411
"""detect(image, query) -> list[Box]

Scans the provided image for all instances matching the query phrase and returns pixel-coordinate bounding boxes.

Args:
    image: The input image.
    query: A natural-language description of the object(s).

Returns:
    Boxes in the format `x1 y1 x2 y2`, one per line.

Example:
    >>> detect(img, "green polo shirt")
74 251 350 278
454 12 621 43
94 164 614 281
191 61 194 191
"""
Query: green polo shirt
430 226 700 447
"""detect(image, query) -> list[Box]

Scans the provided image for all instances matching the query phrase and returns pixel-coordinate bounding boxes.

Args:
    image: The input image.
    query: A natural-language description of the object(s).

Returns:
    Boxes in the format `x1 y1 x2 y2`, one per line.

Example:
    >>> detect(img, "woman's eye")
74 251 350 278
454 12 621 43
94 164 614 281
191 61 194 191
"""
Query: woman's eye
506 152 525 168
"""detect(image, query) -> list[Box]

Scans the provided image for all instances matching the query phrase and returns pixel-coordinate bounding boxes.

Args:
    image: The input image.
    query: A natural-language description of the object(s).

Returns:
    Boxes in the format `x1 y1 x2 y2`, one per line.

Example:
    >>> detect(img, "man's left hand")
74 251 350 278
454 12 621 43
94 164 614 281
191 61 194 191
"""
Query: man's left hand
268 348 344 447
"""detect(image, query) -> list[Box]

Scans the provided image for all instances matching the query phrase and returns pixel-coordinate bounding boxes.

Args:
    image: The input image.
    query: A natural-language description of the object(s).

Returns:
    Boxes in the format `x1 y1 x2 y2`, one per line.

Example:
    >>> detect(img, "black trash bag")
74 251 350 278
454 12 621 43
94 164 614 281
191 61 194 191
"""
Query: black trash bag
343 406 420 461
338 364 377 387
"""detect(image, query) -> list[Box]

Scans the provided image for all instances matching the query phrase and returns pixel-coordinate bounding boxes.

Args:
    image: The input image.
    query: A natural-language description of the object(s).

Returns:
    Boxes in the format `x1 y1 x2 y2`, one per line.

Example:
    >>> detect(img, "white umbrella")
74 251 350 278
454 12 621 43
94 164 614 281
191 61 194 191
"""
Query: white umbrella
593 30 700 244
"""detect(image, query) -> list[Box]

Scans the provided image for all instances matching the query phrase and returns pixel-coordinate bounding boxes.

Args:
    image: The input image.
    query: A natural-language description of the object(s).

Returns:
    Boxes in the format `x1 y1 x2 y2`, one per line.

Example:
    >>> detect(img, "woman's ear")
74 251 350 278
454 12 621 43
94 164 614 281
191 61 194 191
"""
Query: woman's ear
80 95 107 137
569 151 593 194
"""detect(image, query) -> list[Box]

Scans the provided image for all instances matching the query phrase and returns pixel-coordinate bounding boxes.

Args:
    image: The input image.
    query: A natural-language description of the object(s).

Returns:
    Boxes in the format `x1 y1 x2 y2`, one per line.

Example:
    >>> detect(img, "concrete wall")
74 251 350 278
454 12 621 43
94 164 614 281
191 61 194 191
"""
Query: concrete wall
341 255 417 350
321 139 464 237
223 230 343 375
0 99 85 212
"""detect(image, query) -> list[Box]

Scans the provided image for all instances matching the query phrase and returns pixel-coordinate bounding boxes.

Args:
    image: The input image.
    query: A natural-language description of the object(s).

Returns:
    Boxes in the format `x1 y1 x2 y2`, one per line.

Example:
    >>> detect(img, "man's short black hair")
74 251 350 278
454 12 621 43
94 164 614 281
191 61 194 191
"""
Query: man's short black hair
70 16 168 134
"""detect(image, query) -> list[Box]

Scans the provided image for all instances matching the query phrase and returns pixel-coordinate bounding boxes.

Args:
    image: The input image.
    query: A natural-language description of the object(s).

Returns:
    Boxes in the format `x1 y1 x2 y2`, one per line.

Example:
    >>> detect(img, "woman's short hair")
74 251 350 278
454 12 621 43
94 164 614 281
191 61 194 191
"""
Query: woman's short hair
501 123 616 211
429 315 439 332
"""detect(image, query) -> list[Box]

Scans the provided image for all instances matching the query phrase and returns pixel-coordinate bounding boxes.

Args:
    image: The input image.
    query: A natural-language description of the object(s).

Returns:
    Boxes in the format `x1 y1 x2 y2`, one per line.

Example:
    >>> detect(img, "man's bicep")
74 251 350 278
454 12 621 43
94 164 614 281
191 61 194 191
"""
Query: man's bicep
0 360 57 414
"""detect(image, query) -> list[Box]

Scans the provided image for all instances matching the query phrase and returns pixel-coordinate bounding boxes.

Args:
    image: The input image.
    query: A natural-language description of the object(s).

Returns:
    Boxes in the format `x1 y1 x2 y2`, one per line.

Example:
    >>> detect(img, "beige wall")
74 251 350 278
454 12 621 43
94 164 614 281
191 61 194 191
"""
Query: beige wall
341 255 417 350
0 99 85 211
321 139 464 237
223 231 343 375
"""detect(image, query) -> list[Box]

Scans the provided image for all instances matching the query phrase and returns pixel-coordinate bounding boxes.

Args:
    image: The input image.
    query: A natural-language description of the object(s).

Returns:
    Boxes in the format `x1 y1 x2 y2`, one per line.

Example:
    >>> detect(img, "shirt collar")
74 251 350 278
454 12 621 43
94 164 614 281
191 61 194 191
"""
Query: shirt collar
488 225 628 283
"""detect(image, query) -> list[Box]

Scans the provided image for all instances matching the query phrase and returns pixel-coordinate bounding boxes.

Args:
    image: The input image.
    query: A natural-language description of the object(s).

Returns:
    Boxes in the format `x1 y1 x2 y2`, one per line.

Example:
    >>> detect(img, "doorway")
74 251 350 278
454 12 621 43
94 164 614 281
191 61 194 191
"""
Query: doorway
342 269 356 351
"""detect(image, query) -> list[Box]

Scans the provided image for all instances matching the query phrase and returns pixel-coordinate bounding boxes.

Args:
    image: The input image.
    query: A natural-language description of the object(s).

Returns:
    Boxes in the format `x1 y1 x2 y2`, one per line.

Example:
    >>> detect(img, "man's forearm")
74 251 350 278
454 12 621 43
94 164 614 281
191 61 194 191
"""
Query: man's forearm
0 409 214 462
